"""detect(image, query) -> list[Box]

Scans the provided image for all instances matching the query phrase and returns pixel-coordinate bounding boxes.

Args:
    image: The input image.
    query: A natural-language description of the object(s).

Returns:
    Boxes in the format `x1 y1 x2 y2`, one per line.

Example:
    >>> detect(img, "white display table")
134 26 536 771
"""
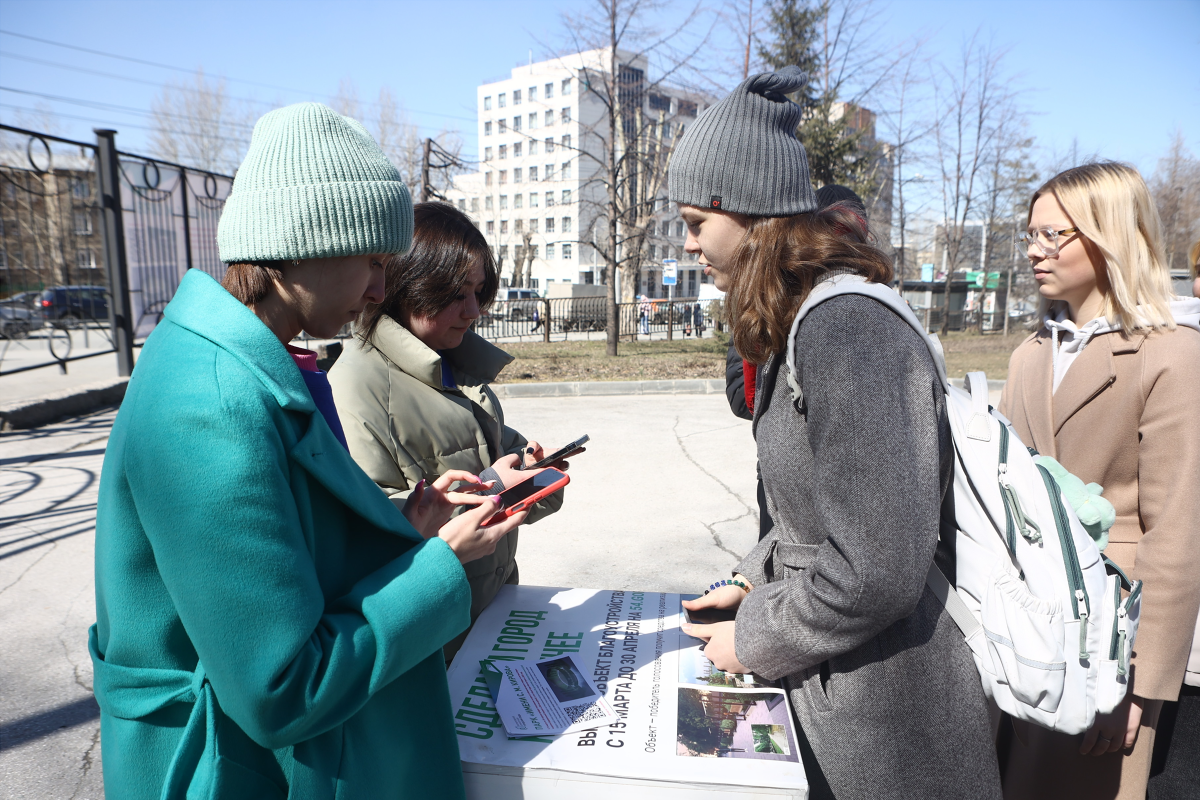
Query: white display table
448 585 809 799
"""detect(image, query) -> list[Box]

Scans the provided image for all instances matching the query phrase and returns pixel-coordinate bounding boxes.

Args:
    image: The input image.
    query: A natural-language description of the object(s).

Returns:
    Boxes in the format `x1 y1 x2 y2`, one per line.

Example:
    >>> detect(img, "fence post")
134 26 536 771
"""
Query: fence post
95 129 135 377
542 299 550 343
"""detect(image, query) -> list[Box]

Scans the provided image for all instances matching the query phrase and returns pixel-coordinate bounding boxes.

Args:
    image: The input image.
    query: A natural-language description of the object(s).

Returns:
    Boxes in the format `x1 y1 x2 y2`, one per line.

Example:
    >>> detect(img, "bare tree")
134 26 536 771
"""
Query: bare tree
150 68 250 174
1149 131 1200 271
556 0 714 356
931 32 1013 334
330 78 362 121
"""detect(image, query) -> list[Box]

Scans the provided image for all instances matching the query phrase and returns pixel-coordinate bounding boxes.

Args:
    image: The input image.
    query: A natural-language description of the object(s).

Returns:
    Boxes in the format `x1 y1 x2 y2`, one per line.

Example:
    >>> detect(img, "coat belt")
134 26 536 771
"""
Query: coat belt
88 624 218 800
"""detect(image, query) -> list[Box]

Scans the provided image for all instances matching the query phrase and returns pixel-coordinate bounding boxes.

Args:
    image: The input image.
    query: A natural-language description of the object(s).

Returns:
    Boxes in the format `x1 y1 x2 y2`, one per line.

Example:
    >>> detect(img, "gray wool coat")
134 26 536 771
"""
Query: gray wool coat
733 295 1001 800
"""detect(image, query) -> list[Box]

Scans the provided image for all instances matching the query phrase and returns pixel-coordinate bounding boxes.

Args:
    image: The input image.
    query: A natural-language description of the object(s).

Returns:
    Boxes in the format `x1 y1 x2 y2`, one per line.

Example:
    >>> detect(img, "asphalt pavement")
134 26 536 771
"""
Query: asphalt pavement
0 392 758 799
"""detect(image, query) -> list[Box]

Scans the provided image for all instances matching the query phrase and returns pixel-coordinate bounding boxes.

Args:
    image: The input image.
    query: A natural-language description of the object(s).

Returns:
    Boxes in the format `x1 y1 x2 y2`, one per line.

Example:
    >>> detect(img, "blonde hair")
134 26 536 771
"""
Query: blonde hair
1189 238 1200 281
1031 162 1175 333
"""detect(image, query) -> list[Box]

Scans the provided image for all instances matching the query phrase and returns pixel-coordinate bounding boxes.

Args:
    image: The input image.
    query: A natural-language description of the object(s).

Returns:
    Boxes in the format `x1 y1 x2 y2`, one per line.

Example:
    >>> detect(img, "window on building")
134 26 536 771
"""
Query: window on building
513 142 522 158
675 221 684 237
486 220 494 234
499 144 508 159
529 113 537 129
545 163 555 180
582 269 593 284
562 134 571 149
530 192 539 207
515 194 523 209
545 109 554 126
529 166 538 182
484 121 492 136
514 244 524 262
513 168 522 183
74 211 92 235
485 195 494 211
484 96 492 110
562 77 572 94
648 244 657 259
545 137 555 153
499 170 507 184
529 140 538 155
546 191 555 207
661 121 671 139
73 177 91 198
545 217 555 233
501 220 508 233
561 189 571 204
471 197 479 212
563 243 573 259
498 92 507 108
529 218 538 233
500 194 508 208
513 116 521 132
513 89 522 105
659 220 668 236
498 119 507 134
484 147 493 161
662 245 671 260
649 93 671 111
546 243 555 259
561 161 572 179
500 244 508 259
529 86 537 101
560 107 571 124
562 216 572 233
530 245 538 260
457 198 466 211
77 249 96 269
515 219 524 233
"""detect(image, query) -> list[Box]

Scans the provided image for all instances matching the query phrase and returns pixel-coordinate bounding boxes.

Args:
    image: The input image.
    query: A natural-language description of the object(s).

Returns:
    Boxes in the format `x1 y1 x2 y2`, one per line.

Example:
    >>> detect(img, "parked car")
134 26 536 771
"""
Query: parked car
39 286 109 328
0 294 36 338
497 288 540 321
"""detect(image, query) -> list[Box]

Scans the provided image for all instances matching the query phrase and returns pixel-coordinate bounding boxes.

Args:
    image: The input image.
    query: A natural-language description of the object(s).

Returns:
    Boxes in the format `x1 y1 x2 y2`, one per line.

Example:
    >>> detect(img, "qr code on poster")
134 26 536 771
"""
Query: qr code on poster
563 701 607 724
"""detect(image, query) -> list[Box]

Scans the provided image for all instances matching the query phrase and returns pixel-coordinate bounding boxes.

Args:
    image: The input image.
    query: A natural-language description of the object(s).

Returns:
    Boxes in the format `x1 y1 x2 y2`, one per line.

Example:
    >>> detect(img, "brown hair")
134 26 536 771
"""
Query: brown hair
357 202 498 343
220 261 291 305
728 203 893 364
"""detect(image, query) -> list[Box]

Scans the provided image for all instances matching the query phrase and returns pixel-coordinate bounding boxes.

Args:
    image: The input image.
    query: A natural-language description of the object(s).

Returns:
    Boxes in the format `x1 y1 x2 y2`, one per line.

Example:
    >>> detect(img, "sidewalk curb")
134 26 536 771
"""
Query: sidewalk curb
491 379 726 399
0 377 129 431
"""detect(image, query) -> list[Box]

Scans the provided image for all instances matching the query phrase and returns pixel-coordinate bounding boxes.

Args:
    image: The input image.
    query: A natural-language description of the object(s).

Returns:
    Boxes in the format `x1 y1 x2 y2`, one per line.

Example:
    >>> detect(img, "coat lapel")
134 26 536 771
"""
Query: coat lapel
289 416 422 541
1020 334 1057 456
1052 335 1119 435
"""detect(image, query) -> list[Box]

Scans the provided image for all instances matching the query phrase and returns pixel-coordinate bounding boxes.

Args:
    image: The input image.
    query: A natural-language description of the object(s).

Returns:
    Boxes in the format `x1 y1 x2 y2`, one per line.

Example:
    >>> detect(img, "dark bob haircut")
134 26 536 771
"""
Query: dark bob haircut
357 202 499 343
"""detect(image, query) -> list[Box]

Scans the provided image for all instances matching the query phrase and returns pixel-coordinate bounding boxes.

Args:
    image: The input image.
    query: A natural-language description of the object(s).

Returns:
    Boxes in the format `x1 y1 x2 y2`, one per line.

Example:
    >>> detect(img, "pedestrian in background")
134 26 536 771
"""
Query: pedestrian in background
88 104 522 798
674 67 1001 800
639 294 651 334
999 162 1200 800
330 201 566 663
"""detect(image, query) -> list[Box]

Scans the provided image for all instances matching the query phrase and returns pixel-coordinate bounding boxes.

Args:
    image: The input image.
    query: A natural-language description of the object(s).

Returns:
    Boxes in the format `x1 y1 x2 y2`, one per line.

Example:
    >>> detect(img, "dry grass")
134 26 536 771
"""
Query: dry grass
495 335 729 383
492 328 1031 383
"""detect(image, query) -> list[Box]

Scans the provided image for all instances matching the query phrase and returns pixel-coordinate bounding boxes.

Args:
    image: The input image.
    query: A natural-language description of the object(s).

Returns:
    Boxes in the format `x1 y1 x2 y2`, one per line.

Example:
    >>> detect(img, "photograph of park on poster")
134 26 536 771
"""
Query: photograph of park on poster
676 688 798 762
677 634 772 689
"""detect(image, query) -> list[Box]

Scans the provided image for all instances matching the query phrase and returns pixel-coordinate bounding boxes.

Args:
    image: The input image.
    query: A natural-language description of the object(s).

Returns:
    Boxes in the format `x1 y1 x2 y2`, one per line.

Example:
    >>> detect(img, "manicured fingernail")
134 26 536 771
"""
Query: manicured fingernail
415 479 425 490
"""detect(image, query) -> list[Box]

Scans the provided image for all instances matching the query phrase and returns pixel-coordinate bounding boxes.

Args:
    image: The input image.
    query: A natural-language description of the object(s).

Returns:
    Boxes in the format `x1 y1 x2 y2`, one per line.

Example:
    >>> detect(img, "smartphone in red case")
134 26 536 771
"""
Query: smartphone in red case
487 468 570 524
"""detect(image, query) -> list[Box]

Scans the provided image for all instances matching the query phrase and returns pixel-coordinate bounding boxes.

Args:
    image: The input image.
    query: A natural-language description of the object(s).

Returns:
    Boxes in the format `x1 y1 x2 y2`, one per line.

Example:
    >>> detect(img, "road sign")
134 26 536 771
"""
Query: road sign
662 258 678 286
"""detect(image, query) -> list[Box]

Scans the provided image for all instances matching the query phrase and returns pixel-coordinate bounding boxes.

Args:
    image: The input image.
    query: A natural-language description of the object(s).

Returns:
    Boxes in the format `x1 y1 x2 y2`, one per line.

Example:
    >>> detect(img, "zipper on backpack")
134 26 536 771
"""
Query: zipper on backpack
998 425 1042 549
1037 463 1090 659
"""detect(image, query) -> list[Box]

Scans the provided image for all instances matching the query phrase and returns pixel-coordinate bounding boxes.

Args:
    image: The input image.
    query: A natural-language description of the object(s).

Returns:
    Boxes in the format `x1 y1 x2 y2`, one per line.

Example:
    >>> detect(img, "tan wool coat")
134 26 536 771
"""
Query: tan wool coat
999 321 1200 799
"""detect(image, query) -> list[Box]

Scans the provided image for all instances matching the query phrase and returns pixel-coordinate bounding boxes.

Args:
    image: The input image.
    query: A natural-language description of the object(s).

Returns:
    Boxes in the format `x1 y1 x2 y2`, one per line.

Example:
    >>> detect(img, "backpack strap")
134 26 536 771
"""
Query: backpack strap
926 562 982 641
785 274 950 405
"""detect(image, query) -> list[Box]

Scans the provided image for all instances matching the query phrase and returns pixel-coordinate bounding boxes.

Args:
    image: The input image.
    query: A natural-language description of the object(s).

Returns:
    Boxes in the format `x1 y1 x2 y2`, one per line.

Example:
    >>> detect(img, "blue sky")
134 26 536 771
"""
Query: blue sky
0 0 1196 177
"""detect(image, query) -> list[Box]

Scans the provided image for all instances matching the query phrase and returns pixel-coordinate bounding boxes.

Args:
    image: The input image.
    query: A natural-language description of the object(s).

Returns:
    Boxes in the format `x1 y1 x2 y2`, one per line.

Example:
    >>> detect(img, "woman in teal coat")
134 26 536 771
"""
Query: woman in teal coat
89 103 524 798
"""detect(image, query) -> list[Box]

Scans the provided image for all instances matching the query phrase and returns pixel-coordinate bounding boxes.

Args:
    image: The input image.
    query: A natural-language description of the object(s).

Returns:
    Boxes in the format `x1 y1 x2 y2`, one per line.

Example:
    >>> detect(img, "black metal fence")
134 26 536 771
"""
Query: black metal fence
0 123 233 377
472 296 723 342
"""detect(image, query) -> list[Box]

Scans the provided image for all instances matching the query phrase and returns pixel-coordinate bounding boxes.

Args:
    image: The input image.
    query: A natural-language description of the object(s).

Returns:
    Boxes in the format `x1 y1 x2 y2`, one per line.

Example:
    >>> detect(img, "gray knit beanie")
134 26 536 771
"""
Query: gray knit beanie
218 102 412 263
669 66 816 217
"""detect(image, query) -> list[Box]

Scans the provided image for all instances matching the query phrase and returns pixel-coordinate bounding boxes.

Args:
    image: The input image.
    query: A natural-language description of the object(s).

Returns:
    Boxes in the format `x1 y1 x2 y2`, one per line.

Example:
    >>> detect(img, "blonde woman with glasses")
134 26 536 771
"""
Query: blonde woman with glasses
999 162 1200 800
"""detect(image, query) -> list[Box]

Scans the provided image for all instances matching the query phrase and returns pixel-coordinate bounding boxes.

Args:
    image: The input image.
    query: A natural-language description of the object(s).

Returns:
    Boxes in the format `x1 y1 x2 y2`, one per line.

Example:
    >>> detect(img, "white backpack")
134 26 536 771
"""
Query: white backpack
786 274 1141 735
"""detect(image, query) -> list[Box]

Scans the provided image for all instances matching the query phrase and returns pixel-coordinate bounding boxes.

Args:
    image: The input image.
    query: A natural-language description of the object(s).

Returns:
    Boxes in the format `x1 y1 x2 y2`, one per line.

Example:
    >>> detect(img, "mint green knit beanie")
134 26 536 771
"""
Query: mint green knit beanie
217 102 412 263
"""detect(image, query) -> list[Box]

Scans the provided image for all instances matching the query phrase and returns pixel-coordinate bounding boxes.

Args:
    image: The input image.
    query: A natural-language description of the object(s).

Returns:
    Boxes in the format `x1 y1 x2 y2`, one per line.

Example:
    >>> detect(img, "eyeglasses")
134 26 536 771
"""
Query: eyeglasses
1020 226 1080 257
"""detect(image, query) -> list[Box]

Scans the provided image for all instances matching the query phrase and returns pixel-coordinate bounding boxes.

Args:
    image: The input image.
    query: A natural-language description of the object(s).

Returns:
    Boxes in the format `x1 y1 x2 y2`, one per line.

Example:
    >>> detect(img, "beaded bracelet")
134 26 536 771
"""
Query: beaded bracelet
703 579 748 596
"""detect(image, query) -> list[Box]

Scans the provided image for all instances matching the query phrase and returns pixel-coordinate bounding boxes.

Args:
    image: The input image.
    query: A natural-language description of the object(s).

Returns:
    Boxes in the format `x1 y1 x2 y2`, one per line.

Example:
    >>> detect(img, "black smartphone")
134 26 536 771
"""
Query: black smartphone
521 435 589 471
684 606 738 625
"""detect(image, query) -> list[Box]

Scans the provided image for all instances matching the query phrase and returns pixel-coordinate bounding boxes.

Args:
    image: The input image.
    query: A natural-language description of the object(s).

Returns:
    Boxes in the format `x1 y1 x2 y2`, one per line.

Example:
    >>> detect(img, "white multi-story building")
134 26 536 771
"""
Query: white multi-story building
445 49 715 298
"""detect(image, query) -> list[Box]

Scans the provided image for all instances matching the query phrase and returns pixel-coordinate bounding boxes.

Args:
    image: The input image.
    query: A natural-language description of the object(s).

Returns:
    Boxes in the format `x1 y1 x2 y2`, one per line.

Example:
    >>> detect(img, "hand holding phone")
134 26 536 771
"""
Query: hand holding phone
520 435 590 471
486 467 570 525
